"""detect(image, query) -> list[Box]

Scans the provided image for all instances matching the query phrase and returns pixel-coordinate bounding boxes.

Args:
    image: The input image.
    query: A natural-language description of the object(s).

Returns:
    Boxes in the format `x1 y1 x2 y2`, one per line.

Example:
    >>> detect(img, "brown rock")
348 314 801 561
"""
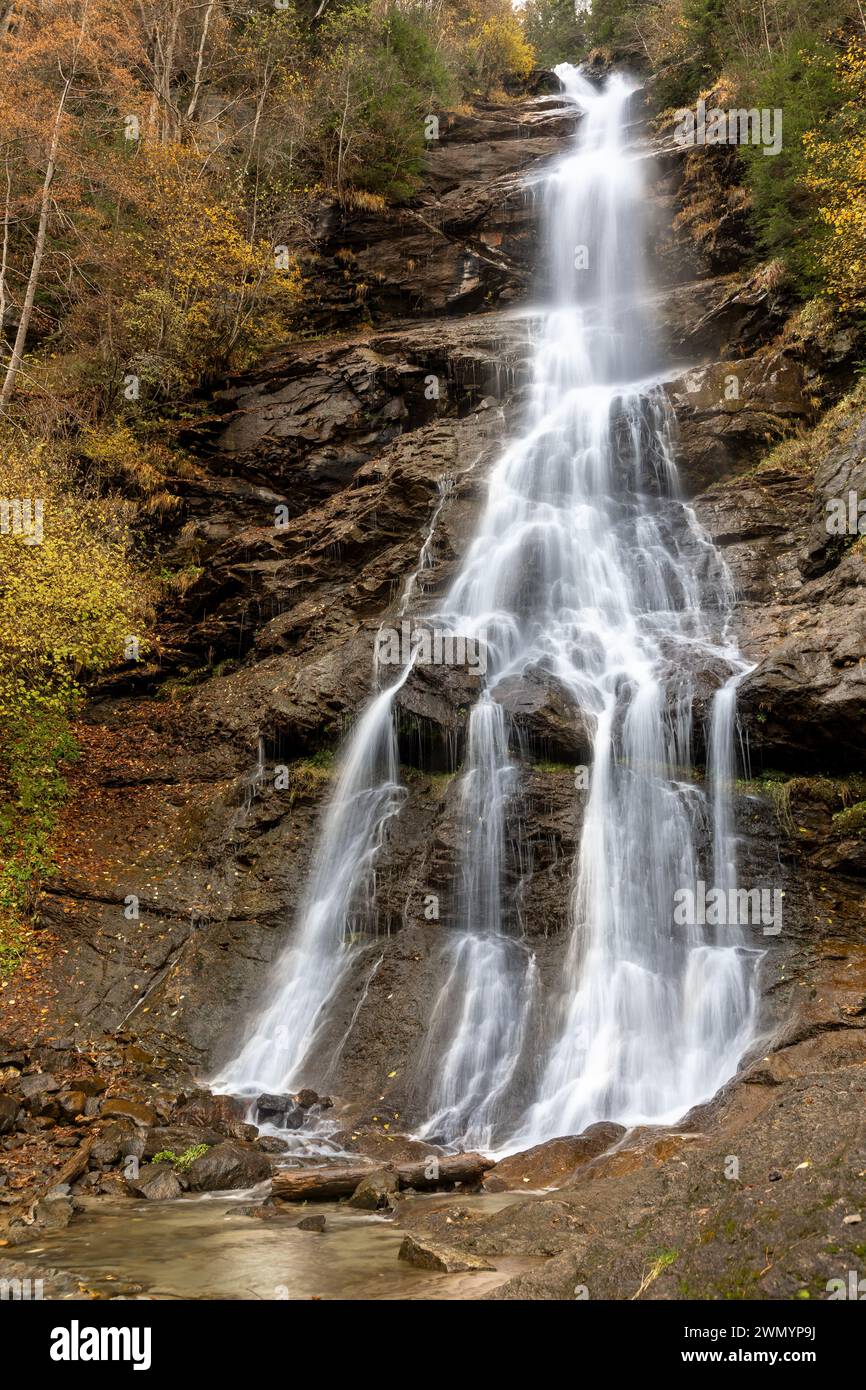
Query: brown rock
398 1233 494 1272
56 1091 88 1121
0 1093 20 1134
100 1099 156 1127
297 1213 327 1232
127 1163 183 1201
491 1123 626 1189
185 1141 272 1193
347 1169 399 1210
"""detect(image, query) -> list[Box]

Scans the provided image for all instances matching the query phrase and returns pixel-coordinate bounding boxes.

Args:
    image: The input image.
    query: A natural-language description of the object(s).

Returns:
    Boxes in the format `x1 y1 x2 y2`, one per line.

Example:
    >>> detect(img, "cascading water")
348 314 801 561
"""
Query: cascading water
210 480 451 1099
214 65 759 1152
417 64 758 1150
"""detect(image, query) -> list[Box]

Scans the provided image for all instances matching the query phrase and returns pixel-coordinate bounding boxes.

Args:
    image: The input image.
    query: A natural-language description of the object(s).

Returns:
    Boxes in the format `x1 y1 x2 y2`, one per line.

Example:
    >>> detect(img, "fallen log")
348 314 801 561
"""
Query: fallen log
393 1152 494 1191
270 1151 493 1203
270 1165 373 1202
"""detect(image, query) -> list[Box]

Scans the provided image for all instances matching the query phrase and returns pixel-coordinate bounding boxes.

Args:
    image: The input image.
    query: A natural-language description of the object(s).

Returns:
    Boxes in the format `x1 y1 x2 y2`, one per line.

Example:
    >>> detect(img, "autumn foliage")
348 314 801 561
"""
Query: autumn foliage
0 0 537 969
803 40 866 311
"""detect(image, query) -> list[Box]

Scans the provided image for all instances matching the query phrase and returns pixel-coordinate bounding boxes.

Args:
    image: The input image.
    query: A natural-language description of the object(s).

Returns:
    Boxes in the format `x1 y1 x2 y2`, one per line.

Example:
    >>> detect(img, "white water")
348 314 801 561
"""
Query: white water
210 483 459 1099
214 66 758 1150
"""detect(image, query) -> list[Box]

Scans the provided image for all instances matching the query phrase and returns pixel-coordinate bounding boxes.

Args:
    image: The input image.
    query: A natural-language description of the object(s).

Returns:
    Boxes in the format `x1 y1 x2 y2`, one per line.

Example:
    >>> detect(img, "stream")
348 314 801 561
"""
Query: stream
3 1190 535 1301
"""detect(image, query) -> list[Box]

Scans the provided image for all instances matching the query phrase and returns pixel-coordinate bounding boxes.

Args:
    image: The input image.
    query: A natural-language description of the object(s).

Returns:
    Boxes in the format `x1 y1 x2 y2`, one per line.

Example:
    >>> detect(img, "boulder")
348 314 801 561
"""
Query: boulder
0 1093 20 1134
75 1075 108 1097
255 1135 290 1154
100 1099 156 1127
141 1125 223 1160
0 1196 74 1248
229 1121 259 1142
489 1122 626 1190
172 1090 247 1132
398 1233 494 1272
88 1120 144 1168
127 1163 183 1201
347 1169 399 1211
254 1092 294 1125
17 1073 59 1100
185 1141 272 1193
56 1090 88 1121
297 1213 327 1232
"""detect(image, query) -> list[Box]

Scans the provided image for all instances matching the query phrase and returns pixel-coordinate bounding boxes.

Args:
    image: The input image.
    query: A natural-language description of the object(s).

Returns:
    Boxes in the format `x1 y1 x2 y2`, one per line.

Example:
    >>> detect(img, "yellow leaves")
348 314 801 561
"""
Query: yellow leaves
802 39 866 313
118 144 300 393
0 441 150 711
468 10 535 93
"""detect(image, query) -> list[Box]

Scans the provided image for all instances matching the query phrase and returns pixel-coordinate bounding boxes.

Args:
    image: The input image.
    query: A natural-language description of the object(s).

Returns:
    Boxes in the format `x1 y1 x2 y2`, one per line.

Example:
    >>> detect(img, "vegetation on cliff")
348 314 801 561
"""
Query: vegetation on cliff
554 0 866 310
0 0 536 968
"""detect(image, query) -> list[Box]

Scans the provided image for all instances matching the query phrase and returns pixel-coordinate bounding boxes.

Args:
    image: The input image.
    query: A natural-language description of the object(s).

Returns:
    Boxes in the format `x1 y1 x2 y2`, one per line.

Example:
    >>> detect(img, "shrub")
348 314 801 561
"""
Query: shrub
0 440 149 969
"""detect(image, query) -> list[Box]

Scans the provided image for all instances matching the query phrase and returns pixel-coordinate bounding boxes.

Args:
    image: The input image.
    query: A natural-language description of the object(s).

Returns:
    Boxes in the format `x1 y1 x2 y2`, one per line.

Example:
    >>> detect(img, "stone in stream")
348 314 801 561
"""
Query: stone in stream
297 1213 327 1232
185 1141 272 1192
254 1092 305 1129
295 1089 320 1109
229 1201 291 1221
127 1163 183 1201
398 1233 494 1273
0 1195 75 1247
254 1092 292 1123
229 1121 259 1143
347 1169 399 1211
255 1135 290 1154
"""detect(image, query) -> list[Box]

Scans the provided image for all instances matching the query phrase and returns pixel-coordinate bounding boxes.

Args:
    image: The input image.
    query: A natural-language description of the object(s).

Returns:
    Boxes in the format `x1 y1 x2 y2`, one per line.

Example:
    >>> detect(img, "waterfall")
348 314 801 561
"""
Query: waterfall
214 65 758 1149
417 65 758 1150
210 480 463 1097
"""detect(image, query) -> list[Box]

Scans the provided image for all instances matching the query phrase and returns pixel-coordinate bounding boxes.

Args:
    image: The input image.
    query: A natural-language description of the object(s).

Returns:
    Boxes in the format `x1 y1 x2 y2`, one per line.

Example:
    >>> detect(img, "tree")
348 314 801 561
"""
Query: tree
523 0 587 68
0 0 147 415
804 39 866 310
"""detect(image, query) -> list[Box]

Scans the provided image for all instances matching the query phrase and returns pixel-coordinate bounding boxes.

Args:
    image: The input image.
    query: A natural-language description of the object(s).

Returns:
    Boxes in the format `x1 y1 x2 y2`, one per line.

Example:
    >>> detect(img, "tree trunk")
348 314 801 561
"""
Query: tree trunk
0 69 74 409
270 1152 494 1202
186 0 217 123
0 151 12 357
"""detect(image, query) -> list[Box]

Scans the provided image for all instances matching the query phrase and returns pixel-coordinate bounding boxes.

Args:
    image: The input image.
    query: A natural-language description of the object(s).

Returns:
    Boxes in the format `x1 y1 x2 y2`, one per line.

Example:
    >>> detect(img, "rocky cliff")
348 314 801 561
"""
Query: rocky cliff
2 73 864 1299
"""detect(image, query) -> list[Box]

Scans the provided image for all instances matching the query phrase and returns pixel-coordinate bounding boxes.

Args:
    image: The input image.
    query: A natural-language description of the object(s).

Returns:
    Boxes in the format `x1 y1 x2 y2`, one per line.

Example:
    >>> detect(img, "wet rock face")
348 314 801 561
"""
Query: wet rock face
666 354 812 496
489 1122 627 1190
298 96 579 326
694 401 866 769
